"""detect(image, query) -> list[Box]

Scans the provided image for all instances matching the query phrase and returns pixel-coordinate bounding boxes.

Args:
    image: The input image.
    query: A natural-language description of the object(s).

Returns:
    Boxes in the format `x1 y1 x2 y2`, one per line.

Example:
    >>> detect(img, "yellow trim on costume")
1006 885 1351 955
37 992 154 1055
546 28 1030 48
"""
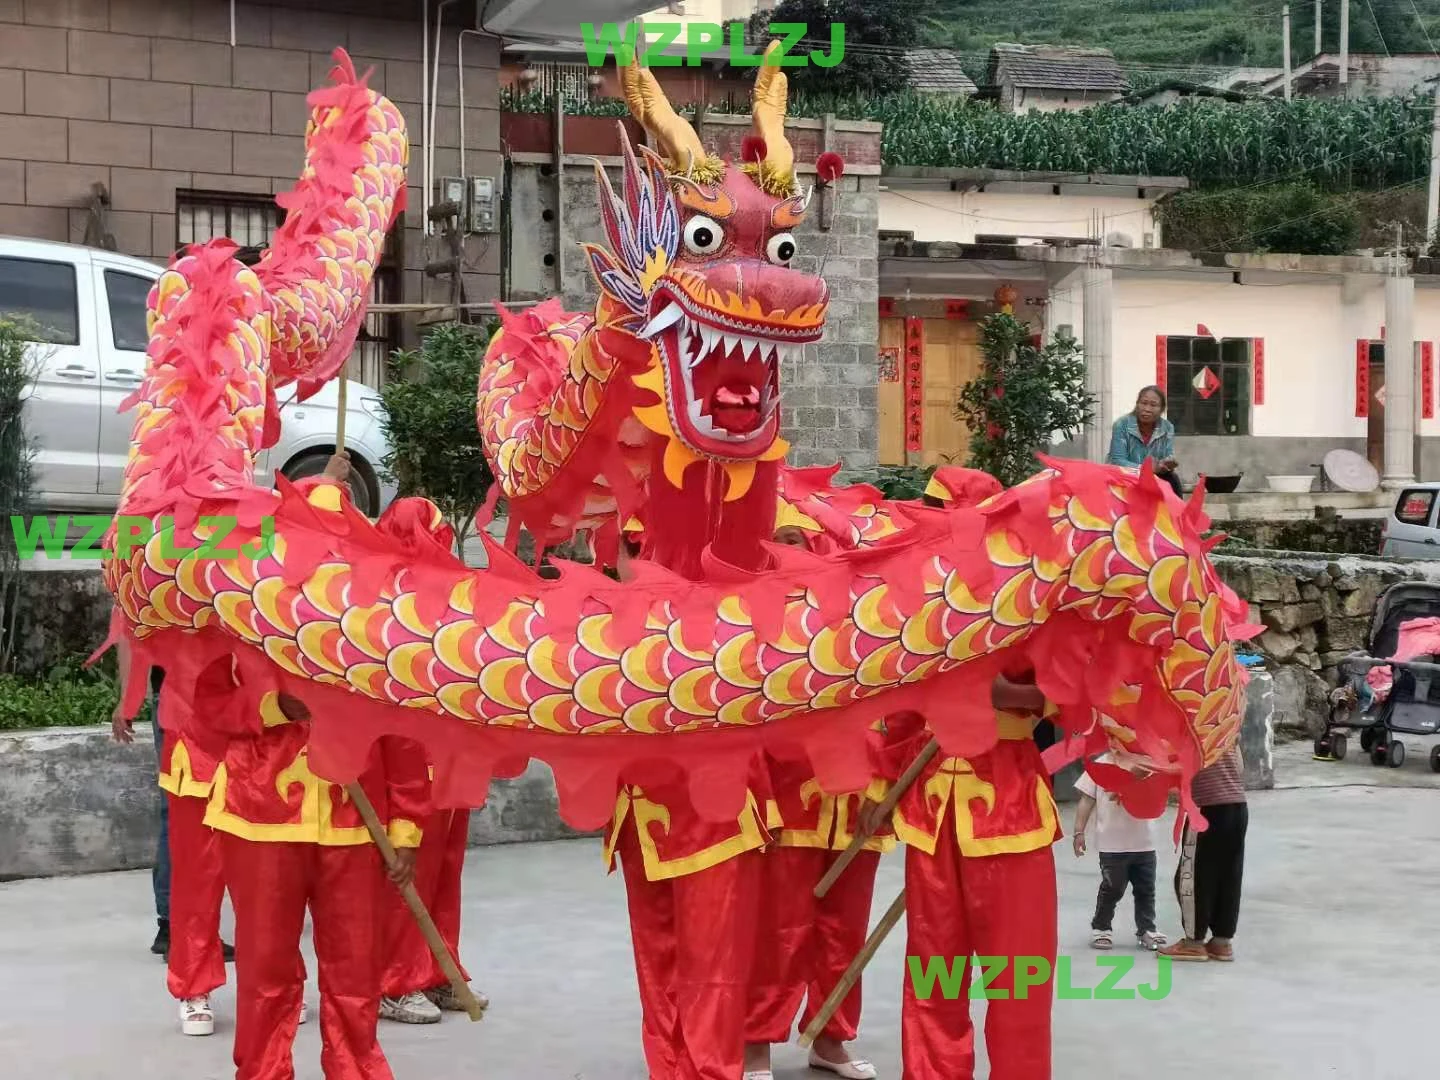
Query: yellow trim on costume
923 475 952 501
622 516 644 534
775 501 823 533
259 692 291 728
607 786 771 881
892 710 1056 857
388 818 423 849
157 738 215 800
601 789 631 870
306 482 344 512
774 780 838 849
765 797 784 830
832 792 897 854
203 753 373 846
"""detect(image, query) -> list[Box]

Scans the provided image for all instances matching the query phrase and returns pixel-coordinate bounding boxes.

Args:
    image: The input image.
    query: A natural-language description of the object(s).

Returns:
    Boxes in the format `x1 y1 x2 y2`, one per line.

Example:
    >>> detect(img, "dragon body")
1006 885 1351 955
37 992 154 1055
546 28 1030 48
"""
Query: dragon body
102 49 1257 833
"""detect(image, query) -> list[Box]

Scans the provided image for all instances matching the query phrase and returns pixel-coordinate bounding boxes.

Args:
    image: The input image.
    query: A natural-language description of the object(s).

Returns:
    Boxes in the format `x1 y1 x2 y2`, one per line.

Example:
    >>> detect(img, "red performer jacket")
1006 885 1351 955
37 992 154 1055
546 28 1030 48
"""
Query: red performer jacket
204 690 430 849
885 709 1061 858
763 724 896 854
603 758 776 882
158 731 221 801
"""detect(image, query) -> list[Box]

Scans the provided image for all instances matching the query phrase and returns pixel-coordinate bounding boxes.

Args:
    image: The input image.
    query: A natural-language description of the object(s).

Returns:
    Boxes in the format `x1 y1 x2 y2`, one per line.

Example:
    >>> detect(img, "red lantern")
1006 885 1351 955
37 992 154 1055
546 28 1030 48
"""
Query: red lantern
741 136 766 165
816 151 845 184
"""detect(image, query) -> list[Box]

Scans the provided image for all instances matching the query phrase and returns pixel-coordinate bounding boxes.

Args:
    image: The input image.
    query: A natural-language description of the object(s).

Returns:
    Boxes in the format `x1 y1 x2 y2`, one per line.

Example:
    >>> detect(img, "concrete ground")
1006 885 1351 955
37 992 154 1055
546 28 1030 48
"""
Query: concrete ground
2 771 1437 1080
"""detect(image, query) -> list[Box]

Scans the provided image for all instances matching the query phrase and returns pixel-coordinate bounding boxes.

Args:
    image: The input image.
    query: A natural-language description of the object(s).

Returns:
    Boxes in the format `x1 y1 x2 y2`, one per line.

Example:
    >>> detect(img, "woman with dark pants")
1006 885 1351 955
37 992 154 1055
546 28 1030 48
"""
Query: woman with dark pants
1107 385 1183 498
1162 746 1248 962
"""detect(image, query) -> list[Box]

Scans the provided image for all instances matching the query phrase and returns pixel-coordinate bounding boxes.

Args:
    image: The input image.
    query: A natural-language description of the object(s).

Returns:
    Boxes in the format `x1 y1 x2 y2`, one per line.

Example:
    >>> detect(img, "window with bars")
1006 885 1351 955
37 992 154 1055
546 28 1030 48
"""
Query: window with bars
1164 336 1252 437
531 62 594 102
173 191 401 388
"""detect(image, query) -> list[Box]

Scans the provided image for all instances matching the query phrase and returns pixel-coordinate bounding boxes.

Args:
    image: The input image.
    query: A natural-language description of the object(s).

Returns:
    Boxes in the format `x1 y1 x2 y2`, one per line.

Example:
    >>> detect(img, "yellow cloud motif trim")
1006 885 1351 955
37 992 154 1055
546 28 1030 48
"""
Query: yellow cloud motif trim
631 357 788 502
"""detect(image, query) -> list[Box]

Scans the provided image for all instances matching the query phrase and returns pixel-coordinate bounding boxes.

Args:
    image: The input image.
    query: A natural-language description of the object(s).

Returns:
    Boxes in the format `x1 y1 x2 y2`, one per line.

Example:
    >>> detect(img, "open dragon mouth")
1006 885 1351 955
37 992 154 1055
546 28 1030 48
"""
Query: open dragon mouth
640 278 826 458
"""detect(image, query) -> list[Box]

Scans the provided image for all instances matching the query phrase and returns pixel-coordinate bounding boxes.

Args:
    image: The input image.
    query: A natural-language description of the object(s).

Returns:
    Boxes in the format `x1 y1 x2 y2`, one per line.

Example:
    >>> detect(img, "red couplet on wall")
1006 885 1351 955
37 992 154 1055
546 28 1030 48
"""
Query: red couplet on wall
944 299 969 319
1252 339 1265 405
878 296 895 318
1356 341 1370 418
1423 342 1435 420
904 316 924 452
1154 335 1167 392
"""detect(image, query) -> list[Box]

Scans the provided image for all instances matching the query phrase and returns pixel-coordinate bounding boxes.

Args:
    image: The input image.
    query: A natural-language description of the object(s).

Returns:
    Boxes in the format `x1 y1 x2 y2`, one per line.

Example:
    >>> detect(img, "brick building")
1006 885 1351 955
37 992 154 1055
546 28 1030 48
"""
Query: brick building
0 0 508 382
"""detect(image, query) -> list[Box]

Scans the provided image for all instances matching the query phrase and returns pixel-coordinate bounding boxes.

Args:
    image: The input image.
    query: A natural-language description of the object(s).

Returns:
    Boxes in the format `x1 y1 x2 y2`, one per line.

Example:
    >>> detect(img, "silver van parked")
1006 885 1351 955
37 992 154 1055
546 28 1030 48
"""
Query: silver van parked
0 237 395 518
1379 484 1440 558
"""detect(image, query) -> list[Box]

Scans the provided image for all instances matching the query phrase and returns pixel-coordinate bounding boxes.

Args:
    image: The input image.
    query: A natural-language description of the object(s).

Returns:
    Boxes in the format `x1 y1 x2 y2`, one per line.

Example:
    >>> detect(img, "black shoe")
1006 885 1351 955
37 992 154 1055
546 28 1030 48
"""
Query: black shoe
222 941 235 963
151 919 170 957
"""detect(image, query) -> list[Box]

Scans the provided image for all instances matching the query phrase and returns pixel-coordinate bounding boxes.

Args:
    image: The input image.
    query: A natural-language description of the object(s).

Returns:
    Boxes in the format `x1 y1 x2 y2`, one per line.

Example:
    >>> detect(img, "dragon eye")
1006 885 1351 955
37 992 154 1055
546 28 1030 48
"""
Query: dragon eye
766 233 797 265
684 215 724 256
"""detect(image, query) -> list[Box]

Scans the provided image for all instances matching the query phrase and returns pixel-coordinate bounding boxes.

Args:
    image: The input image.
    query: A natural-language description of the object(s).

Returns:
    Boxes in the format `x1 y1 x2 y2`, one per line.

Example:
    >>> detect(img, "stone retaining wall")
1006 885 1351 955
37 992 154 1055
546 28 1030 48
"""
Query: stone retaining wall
1219 516 1384 557
1212 552 1440 738
0 725 585 881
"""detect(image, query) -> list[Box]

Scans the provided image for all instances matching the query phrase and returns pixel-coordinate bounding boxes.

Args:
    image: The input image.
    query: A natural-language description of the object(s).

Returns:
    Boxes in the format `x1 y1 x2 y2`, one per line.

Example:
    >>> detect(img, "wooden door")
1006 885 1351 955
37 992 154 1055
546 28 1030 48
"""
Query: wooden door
877 317 906 465
919 318 980 466
1368 348 1384 472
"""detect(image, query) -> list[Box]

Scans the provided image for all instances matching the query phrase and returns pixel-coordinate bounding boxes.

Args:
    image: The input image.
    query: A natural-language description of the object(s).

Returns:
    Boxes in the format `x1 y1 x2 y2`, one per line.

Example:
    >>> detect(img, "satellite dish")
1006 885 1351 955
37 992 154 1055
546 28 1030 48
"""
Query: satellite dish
1323 449 1380 493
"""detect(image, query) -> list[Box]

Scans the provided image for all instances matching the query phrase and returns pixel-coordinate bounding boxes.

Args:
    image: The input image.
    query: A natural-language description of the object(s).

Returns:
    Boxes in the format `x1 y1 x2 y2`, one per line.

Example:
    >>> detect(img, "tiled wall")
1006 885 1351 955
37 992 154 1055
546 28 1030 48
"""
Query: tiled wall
0 0 503 316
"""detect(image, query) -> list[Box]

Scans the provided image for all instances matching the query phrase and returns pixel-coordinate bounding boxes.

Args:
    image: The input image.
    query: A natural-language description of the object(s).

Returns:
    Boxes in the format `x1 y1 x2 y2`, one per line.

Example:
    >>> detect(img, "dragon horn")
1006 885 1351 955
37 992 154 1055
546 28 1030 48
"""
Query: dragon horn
620 59 706 170
752 41 795 186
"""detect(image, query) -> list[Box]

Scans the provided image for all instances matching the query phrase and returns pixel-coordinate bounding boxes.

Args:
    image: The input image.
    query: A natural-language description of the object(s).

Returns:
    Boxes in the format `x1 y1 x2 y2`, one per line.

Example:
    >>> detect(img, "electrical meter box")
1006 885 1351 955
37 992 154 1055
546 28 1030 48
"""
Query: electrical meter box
468 175 496 234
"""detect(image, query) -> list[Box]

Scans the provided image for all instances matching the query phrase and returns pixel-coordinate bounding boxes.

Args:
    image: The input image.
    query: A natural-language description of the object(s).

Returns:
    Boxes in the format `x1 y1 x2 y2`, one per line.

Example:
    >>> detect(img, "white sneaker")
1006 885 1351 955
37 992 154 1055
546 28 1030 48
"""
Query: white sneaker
1137 930 1168 951
380 990 441 1024
179 995 214 1036
1090 929 1114 950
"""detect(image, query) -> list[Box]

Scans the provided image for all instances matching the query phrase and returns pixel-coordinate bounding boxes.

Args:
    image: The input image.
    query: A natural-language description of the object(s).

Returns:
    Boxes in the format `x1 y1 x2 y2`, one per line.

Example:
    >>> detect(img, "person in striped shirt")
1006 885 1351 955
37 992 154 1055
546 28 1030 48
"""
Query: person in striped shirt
1161 746 1248 962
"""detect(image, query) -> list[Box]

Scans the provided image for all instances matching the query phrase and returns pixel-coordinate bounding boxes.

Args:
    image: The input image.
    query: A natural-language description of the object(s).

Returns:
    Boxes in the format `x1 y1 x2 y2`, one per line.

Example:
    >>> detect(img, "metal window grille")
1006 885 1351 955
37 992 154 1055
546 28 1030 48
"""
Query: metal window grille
173 191 401 389
532 62 593 103
1164 335 1252 437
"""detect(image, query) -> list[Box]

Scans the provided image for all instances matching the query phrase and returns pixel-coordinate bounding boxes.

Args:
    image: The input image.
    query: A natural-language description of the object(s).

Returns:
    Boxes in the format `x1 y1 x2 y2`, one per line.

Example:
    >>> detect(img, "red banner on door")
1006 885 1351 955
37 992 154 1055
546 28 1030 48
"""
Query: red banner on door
904 316 924 452
878 296 895 318
1356 340 1370 418
1423 341 1435 420
1155 335 1167 392
944 299 969 319
1252 338 1265 405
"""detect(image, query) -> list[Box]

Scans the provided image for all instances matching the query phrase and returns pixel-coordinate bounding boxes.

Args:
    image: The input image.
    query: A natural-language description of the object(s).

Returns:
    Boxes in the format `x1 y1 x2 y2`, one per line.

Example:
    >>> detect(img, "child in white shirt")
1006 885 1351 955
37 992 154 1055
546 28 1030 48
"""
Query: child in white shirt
1073 756 1168 951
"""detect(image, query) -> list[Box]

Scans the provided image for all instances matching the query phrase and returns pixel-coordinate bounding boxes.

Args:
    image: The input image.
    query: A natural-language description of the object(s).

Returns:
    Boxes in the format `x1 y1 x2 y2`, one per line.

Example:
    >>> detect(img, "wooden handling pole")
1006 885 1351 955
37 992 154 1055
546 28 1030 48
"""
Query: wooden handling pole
813 738 940 899
798 888 908 1049
334 370 484 1022
347 785 484 1020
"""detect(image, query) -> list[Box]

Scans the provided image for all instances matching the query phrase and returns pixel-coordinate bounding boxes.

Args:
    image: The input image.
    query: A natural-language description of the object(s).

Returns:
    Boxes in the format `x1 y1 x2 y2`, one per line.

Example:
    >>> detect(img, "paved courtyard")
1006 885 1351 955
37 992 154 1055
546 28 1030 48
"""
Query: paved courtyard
1 753 1437 1079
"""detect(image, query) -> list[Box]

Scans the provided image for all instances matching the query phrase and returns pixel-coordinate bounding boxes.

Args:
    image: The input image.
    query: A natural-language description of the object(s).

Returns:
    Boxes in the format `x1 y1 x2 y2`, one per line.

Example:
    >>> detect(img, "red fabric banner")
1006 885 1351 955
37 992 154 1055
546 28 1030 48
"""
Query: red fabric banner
878 296 895 318
1252 338 1265 405
1423 341 1435 420
1356 341 1370 418
904 316 924 452
944 299 968 319
1155 335 1167 392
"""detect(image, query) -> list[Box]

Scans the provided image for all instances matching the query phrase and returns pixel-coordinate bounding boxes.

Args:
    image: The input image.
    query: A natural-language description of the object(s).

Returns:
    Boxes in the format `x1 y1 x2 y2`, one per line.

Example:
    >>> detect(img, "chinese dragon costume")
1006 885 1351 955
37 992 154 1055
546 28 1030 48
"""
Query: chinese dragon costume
102 45 1258 1080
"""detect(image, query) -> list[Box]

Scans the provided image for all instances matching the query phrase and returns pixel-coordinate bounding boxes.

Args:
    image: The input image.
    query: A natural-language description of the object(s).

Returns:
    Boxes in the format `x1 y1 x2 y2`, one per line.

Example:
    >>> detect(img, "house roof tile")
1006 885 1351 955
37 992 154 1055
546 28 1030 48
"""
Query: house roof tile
906 48 979 95
989 42 1127 93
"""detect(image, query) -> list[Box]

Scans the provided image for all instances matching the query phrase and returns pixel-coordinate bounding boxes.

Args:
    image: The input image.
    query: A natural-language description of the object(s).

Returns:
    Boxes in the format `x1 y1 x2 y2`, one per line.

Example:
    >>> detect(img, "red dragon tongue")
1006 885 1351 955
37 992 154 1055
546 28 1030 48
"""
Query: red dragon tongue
710 383 762 434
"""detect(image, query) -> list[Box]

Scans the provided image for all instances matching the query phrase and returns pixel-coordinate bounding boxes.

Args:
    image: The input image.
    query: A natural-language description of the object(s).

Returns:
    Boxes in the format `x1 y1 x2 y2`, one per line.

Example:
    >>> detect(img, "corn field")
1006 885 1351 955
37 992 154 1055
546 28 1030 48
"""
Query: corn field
503 87 1434 192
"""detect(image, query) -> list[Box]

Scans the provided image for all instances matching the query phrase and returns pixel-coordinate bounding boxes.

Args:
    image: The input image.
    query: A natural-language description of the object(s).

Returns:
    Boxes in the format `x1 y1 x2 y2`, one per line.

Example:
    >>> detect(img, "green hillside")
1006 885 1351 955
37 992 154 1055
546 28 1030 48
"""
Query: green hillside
921 0 1440 71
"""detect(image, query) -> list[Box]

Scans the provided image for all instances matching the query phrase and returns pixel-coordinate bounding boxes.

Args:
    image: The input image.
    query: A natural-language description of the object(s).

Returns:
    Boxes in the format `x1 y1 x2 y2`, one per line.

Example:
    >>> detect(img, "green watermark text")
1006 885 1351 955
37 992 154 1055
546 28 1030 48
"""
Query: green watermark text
907 954 1172 1001
580 21 844 68
11 515 275 561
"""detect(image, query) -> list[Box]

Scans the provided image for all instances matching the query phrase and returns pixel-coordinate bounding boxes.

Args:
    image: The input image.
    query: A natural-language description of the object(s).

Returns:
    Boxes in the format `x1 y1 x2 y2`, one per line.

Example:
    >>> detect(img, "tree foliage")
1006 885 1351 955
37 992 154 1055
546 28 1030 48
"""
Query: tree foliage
956 313 1093 488
0 319 39 675
746 0 927 97
378 323 495 555
1155 182 1361 255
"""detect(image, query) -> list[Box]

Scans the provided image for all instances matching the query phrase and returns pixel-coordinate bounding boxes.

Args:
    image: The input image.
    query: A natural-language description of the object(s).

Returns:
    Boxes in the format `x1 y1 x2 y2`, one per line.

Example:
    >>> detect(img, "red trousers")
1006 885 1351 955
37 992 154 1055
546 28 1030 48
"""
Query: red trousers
616 830 762 1080
381 809 470 997
901 815 1057 1080
221 835 392 1080
747 846 879 1044
166 792 226 1000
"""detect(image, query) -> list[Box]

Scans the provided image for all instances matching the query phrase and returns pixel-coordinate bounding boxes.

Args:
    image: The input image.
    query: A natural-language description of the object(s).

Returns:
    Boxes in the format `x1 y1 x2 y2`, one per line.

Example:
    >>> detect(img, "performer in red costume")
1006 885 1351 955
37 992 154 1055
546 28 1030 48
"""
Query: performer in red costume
893 467 1061 1080
604 762 772 1080
373 496 487 1025
744 517 885 1080
203 458 430 1080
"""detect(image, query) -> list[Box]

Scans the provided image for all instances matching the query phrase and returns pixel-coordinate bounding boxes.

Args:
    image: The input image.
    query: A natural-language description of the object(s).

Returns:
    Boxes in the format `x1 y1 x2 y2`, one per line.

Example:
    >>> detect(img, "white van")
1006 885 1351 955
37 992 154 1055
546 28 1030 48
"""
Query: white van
0 237 395 517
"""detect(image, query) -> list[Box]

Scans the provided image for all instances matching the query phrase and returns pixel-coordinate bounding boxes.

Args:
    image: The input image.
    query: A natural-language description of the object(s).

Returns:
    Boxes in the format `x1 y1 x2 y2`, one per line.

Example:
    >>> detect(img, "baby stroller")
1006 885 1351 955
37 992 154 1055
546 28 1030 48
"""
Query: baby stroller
1320 582 1440 771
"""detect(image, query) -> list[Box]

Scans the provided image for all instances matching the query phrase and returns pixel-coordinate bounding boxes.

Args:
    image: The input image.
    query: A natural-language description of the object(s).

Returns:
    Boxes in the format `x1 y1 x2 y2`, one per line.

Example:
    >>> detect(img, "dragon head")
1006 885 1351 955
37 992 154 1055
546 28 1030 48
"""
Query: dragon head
582 43 831 501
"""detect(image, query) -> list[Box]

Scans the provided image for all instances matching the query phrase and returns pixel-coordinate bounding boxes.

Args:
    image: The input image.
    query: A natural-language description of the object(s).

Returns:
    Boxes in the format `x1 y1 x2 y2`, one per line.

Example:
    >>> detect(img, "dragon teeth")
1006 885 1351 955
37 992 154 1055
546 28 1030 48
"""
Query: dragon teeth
639 302 684 339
